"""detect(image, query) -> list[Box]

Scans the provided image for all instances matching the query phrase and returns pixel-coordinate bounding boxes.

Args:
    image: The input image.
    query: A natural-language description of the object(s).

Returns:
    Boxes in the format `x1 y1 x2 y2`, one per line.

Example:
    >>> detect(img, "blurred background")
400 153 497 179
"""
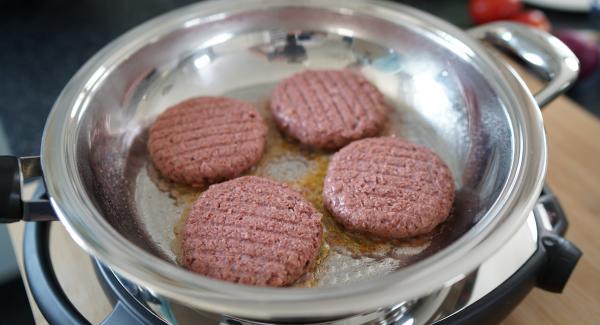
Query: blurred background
1 0 599 323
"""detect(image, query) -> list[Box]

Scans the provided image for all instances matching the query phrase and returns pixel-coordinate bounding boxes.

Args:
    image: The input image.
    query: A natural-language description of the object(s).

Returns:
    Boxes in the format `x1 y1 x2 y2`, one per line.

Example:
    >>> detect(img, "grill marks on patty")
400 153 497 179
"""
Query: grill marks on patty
323 137 455 239
148 97 267 188
182 176 323 286
147 70 453 287
270 70 387 150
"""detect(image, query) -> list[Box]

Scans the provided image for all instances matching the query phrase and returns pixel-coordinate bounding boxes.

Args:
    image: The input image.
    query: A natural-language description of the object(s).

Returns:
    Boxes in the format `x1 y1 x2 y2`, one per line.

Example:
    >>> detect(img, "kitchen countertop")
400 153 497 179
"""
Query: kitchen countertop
7 61 600 324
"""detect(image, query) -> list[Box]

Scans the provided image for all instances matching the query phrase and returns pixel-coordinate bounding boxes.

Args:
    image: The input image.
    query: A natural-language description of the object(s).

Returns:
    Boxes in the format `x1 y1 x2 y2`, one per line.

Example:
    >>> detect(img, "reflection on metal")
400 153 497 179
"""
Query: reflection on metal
336 28 354 38
267 33 307 63
104 210 539 324
203 33 234 48
468 22 579 107
108 211 538 324
522 52 545 68
18 156 56 221
193 54 211 69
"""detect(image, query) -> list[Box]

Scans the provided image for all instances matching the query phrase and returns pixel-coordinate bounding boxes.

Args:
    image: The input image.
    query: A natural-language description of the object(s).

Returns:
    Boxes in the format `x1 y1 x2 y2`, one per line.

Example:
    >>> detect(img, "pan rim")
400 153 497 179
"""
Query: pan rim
40 0 546 319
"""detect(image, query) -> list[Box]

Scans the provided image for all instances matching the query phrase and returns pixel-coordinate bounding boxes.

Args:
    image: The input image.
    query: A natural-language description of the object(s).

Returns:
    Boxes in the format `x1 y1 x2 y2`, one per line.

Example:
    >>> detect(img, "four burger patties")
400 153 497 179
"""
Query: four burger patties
148 70 455 286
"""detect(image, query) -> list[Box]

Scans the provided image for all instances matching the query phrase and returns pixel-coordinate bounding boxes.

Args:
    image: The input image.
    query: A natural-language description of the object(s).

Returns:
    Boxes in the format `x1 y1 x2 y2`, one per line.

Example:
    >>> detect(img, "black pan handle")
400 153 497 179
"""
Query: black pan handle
437 186 582 324
534 186 582 293
4 154 156 324
0 155 56 223
24 222 157 325
0 156 22 222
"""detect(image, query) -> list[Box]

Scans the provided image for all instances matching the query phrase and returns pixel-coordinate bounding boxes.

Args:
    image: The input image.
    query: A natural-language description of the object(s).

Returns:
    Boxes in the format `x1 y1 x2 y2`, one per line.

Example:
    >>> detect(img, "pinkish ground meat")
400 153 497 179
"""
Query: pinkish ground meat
270 70 387 150
182 176 323 286
323 137 455 239
148 97 267 188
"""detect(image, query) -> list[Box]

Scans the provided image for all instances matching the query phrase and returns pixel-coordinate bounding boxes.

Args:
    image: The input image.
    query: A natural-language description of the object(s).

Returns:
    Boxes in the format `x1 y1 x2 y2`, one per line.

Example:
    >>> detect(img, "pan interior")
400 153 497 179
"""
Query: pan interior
80 5 513 288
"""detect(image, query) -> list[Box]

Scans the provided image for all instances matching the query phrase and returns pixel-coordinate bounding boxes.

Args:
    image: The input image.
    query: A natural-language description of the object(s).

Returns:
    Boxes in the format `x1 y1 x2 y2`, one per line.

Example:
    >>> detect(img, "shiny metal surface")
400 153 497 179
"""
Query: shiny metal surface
437 212 538 320
18 156 56 221
106 212 539 324
468 22 579 107
39 0 575 322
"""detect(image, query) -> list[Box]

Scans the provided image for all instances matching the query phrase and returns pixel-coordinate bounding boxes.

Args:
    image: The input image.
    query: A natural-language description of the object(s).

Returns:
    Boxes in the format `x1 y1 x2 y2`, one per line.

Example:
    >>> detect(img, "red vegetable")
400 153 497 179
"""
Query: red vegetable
469 0 523 24
509 10 552 32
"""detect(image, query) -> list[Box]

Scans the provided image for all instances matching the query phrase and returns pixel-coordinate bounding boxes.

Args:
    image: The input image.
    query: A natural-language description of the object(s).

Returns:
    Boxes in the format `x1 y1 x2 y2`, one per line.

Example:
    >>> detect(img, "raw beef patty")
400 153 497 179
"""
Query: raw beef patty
323 137 455 239
270 70 387 150
148 97 267 188
182 176 323 286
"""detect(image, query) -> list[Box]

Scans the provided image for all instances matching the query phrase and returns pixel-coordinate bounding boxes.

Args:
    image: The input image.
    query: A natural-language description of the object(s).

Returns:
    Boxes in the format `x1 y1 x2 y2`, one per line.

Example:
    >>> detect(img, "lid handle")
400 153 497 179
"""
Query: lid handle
469 22 579 108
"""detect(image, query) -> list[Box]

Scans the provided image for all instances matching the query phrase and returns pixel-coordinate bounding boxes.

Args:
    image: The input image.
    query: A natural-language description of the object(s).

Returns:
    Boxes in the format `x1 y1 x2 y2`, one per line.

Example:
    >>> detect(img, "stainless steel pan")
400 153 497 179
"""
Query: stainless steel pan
0 0 579 323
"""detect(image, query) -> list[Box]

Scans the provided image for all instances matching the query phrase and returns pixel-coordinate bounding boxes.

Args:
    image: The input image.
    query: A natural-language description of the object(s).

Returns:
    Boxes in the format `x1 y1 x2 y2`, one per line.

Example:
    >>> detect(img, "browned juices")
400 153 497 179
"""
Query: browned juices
155 109 435 287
